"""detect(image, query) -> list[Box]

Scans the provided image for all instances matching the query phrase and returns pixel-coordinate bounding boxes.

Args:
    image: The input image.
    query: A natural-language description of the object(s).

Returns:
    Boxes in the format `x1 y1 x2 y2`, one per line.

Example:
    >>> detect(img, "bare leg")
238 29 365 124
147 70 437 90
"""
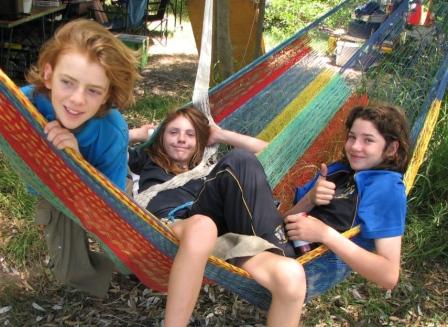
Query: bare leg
240 252 306 327
164 215 218 327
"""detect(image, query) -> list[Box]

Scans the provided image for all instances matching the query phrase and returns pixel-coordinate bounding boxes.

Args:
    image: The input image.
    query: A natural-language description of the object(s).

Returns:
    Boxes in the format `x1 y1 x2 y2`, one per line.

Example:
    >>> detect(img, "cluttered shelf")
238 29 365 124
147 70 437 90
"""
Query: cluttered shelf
0 1 67 81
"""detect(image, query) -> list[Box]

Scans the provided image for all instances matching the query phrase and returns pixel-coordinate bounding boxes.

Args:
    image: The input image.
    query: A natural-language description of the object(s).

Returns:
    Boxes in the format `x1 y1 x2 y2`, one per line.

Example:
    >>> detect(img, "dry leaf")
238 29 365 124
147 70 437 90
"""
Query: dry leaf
32 302 46 312
0 306 12 314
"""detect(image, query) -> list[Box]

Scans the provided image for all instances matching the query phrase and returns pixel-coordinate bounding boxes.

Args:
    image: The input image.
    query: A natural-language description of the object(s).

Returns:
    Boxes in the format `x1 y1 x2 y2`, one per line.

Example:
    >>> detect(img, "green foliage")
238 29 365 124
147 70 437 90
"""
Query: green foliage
264 0 348 42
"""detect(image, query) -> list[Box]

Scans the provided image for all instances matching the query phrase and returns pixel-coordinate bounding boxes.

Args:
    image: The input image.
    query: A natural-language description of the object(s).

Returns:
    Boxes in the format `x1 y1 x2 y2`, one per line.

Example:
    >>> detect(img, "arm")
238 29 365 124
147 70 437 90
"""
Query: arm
129 123 157 145
285 214 402 289
207 125 268 154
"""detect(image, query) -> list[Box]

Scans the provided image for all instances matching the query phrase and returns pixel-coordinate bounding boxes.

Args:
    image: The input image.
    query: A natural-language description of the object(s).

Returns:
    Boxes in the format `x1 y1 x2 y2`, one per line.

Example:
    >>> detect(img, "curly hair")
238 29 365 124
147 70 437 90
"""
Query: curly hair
148 107 211 175
344 104 411 173
26 19 140 115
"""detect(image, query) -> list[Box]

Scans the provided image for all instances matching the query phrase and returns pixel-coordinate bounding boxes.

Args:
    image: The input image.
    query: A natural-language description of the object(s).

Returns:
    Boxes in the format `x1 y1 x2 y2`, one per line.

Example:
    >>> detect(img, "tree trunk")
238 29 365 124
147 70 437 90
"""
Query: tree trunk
215 0 234 82
254 0 266 60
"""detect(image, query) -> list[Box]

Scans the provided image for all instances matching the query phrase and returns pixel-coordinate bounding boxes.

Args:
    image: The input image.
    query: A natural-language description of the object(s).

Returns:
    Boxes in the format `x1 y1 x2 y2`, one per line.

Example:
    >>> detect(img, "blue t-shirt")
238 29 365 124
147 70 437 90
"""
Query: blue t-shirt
294 162 406 240
21 85 129 190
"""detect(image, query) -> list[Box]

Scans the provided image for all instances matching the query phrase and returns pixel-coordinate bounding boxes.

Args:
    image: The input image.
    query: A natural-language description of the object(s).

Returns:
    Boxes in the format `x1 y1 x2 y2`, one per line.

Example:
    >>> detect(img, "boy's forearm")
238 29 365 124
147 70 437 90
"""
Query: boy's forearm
218 129 268 154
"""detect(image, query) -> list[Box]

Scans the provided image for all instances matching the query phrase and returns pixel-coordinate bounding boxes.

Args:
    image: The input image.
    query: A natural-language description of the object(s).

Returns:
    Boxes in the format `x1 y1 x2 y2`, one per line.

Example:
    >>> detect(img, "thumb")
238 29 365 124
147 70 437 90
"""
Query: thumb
318 163 328 180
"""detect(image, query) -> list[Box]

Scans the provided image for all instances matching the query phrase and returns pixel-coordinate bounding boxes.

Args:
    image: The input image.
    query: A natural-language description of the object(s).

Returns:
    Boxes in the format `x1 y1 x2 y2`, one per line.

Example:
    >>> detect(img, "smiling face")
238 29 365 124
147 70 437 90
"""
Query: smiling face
43 51 110 130
162 115 197 169
345 118 398 171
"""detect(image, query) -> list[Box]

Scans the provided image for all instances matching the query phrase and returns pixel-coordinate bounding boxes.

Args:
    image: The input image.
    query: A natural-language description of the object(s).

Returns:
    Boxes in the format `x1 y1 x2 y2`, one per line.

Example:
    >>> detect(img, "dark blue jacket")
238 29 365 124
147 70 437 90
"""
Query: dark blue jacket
294 162 406 239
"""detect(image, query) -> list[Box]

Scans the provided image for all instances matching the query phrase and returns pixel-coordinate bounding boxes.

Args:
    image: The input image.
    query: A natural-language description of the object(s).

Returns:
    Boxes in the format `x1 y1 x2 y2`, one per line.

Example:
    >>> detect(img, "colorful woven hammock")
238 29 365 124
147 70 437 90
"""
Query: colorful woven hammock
1 0 447 310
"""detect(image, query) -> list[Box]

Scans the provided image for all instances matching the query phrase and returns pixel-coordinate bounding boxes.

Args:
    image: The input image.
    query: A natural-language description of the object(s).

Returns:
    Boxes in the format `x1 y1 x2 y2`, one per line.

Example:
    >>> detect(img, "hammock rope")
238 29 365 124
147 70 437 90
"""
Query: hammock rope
1 0 448 310
135 0 216 208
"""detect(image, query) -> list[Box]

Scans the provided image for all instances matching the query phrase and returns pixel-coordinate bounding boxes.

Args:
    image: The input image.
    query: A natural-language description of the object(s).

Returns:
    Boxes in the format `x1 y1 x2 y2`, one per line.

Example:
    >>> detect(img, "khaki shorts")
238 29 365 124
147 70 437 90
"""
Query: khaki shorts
36 198 115 297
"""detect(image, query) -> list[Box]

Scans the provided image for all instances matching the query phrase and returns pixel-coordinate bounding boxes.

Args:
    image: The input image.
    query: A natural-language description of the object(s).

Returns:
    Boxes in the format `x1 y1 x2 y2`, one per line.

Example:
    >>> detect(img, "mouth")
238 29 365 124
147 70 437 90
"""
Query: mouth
349 155 366 163
63 106 83 117
173 146 190 150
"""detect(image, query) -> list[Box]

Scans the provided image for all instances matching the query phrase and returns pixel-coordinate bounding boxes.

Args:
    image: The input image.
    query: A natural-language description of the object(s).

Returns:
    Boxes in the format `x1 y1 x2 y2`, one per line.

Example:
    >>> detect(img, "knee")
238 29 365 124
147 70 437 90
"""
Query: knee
222 149 262 174
177 215 218 254
269 258 306 302
228 148 257 163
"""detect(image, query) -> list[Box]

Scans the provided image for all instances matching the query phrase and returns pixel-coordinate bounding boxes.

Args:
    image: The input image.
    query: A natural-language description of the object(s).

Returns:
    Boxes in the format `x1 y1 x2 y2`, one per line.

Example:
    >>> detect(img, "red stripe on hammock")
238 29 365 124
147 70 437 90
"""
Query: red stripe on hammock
210 37 312 123
0 92 218 291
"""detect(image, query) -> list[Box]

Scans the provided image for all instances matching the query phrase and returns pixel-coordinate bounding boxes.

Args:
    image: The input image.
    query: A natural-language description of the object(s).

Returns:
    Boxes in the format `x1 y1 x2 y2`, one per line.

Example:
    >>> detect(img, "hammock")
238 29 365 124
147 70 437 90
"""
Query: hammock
1 0 448 310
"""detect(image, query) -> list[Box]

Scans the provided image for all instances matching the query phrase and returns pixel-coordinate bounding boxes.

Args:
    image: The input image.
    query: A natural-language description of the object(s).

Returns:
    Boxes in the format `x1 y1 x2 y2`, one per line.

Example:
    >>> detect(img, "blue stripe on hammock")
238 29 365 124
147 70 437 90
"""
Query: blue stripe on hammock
219 53 324 136
259 74 351 187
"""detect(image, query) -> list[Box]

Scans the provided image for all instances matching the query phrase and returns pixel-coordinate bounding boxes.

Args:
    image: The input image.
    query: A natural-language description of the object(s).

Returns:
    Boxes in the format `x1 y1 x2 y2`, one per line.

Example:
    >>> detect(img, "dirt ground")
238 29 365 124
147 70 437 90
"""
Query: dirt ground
135 19 198 98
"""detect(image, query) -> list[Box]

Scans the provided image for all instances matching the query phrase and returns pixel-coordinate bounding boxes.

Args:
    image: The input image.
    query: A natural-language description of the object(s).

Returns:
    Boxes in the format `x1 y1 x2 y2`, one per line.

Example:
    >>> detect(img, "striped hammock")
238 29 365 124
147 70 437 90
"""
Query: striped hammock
1 0 447 309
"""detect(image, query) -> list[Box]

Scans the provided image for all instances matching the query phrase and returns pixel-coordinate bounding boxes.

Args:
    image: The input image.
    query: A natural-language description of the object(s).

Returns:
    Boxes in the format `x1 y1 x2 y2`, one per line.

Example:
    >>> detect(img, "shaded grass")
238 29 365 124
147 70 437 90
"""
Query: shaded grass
0 152 45 266
125 94 189 128
0 152 35 221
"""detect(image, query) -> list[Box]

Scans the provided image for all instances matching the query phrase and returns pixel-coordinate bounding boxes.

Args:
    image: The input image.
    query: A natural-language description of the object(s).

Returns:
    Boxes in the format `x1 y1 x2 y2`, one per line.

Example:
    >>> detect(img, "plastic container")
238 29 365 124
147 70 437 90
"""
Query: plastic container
19 0 33 14
293 239 311 255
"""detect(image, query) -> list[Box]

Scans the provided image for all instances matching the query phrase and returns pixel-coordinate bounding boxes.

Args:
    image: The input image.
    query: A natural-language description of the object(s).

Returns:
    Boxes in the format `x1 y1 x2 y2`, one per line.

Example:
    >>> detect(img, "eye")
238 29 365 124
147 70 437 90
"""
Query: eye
88 88 102 96
347 134 356 140
61 79 72 86
365 138 374 143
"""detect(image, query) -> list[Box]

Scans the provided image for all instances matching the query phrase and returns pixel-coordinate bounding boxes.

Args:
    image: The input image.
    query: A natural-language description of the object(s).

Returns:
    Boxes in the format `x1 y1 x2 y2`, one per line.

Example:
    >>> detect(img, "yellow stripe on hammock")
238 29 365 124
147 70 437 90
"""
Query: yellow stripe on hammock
257 69 335 142
404 99 442 195
298 226 361 265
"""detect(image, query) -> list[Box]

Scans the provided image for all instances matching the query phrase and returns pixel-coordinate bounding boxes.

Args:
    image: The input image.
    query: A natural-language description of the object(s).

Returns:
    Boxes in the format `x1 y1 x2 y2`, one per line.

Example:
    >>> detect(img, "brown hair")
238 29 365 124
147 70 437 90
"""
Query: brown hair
148 107 211 175
26 19 140 115
344 104 411 173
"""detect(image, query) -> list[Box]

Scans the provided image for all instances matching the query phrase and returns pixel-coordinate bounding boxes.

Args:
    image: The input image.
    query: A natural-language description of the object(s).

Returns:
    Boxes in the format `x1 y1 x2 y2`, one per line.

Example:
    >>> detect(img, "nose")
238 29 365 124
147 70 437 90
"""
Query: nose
350 139 362 151
177 132 186 143
69 87 86 105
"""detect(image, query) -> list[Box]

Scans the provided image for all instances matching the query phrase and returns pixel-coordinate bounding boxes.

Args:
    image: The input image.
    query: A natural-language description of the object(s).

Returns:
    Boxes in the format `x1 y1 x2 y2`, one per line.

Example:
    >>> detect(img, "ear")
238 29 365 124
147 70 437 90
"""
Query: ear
43 63 53 89
385 140 399 157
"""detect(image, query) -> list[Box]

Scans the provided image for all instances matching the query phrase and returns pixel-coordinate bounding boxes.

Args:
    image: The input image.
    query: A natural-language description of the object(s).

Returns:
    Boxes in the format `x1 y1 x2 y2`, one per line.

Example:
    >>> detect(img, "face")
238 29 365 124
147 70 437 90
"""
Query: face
345 118 397 171
163 115 197 168
43 51 110 130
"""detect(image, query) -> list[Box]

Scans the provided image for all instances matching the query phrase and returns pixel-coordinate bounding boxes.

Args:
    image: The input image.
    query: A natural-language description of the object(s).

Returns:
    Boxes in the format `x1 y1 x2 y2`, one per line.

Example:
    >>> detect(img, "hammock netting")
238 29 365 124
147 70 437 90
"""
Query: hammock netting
1 0 448 310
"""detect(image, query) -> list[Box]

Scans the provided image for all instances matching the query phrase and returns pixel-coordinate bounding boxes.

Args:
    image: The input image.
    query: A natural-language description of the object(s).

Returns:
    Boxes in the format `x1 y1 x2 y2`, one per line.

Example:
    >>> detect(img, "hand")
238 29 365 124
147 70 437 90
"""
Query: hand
207 124 222 146
44 121 80 153
308 163 335 206
284 213 331 243
129 123 157 144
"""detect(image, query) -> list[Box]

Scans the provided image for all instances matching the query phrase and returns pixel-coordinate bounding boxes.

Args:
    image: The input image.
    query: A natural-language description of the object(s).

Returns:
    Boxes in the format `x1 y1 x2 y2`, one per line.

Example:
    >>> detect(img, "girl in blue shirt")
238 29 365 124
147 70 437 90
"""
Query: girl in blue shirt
285 104 411 290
